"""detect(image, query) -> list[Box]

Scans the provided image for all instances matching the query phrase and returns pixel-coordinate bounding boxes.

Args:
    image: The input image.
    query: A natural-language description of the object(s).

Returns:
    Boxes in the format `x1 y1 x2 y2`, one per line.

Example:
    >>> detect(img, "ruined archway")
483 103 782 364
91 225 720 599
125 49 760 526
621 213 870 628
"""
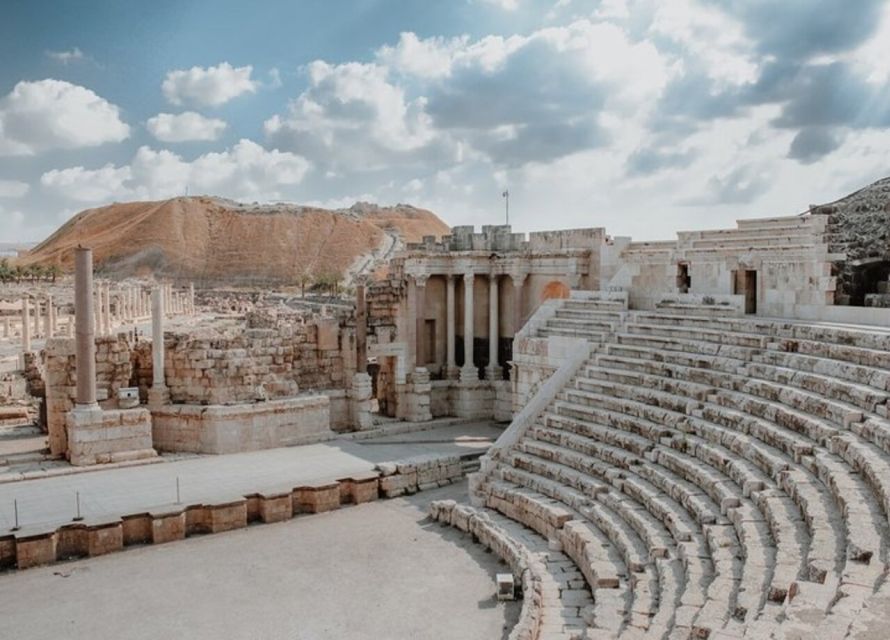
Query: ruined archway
541 280 570 301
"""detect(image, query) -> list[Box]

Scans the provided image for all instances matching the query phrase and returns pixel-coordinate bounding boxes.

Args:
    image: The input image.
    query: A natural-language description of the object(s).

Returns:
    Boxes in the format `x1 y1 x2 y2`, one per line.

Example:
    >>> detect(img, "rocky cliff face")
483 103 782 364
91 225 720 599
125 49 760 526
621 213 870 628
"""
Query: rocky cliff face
814 177 890 305
20 197 450 286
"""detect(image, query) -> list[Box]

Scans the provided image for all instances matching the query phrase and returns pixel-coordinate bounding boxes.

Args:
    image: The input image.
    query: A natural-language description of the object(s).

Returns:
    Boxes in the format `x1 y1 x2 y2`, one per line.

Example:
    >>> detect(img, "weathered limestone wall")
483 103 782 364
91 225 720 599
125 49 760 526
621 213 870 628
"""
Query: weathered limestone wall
67 406 155 466
147 320 354 406
45 335 140 456
151 395 332 454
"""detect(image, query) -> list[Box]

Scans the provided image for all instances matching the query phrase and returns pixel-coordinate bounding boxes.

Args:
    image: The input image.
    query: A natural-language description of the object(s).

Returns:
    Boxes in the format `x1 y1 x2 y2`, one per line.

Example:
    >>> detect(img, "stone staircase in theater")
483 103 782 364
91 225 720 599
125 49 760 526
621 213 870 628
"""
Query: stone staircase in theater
446 295 890 639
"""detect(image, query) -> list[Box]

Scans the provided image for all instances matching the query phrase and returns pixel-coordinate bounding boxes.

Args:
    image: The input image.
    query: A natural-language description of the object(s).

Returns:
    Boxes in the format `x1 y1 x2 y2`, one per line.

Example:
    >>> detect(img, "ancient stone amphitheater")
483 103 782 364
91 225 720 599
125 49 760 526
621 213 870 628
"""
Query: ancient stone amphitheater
433 295 890 639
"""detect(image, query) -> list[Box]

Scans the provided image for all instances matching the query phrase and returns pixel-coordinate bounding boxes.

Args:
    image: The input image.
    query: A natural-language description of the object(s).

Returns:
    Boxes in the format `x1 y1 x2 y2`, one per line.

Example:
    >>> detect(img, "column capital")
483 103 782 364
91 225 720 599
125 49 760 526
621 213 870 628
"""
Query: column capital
508 272 528 287
413 273 429 288
464 271 476 284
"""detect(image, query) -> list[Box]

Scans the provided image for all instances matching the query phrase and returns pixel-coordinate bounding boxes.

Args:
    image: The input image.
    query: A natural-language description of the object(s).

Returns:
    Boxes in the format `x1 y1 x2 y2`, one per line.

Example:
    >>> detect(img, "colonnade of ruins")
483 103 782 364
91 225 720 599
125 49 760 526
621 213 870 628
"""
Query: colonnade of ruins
409 269 527 382
6 280 196 356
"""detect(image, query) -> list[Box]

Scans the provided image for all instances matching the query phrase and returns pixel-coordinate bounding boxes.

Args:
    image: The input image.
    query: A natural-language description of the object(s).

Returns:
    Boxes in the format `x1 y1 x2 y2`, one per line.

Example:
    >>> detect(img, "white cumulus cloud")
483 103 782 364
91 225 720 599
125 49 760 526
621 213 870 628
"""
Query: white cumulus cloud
162 62 258 108
0 79 129 156
0 179 30 198
146 112 227 142
45 47 85 64
41 139 311 203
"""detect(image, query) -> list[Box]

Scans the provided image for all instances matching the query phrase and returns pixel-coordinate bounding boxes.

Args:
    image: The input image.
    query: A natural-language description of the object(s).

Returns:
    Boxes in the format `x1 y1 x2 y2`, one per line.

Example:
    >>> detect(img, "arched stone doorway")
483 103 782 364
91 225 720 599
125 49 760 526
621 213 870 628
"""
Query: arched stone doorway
541 280 570 301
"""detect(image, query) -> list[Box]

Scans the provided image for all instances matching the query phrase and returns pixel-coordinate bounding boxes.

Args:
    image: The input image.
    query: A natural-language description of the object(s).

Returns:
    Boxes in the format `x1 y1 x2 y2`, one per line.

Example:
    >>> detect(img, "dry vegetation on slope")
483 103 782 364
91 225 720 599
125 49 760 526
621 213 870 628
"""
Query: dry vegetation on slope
20 197 450 286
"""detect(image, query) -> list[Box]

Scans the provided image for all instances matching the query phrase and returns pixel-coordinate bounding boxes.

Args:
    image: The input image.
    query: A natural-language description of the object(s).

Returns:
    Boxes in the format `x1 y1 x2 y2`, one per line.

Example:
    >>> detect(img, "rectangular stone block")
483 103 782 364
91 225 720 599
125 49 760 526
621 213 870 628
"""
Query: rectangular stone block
56 525 88 560
208 500 248 533
0 535 15 569
121 514 152 545
87 522 123 556
16 532 57 569
258 492 293 523
151 510 186 544
338 474 380 504
294 482 340 514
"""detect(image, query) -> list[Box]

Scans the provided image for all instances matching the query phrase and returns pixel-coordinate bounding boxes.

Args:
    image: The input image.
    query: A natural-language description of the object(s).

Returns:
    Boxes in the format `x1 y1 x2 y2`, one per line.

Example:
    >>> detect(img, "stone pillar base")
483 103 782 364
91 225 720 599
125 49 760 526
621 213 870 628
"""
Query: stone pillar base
454 379 495 420
396 367 432 423
459 365 479 383
350 372 374 431
67 406 156 466
485 366 502 382
148 386 170 408
445 365 460 380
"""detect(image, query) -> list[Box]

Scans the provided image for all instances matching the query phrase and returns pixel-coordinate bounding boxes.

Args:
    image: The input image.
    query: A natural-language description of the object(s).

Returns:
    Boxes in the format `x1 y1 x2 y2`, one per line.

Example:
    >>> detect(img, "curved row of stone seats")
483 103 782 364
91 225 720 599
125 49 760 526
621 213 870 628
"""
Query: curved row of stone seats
526 414 776 632
548 375 869 636
571 364 886 579
536 298 626 342
476 303 890 636
427 499 594 640
581 315 890 631
499 424 742 639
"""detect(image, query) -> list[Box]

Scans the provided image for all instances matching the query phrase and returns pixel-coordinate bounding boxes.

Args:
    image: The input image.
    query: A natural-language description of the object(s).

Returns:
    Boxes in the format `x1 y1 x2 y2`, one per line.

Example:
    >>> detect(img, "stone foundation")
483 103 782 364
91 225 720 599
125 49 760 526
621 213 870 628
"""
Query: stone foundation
150 395 333 454
453 380 494 420
0 450 483 572
66 406 156 466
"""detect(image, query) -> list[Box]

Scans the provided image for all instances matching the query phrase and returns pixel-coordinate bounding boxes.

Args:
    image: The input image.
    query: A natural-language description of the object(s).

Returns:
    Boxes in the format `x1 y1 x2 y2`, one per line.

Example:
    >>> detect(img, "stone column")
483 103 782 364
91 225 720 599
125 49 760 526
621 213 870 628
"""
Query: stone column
3 316 9 338
20 297 31 353
148 287 169 406
355 281 367 374
414 275 428 368
446 275 458 379
461 272 477 381
43 295 53 338
32 299 40 338
103 284 112 335
74 247 97 407
189 282 196 315
49 297 57 337
510 274 526 336
486 274 501 381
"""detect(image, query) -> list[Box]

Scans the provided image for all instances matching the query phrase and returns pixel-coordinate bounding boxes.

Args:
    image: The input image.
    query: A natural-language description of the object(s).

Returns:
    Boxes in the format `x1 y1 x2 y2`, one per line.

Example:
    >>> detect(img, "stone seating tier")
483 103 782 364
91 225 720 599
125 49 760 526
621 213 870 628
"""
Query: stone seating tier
473 308 890 638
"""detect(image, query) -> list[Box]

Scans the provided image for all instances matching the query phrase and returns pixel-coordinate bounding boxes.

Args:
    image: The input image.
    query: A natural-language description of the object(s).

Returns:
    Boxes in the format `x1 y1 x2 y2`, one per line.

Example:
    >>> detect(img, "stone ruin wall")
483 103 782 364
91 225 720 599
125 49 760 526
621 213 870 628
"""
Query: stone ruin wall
43 314 356 453
365 277 405 417
818 177 890 306
45 335 138 455
156 318 355 406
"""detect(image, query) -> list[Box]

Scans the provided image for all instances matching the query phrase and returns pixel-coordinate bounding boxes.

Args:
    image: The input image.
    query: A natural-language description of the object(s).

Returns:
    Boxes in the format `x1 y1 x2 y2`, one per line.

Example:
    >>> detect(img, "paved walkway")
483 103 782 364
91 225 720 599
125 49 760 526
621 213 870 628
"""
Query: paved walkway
0 421 503 532
0 483 520 640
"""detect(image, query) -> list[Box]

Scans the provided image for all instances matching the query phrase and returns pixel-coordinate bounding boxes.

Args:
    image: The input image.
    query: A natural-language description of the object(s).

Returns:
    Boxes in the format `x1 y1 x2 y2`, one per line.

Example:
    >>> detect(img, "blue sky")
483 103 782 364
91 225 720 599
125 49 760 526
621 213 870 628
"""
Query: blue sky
1 0 890 243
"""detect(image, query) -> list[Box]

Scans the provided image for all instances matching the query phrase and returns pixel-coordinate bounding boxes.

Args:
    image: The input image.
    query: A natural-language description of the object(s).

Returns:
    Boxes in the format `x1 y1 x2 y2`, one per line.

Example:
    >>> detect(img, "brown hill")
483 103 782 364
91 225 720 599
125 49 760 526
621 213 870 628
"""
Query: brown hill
20 197 450 285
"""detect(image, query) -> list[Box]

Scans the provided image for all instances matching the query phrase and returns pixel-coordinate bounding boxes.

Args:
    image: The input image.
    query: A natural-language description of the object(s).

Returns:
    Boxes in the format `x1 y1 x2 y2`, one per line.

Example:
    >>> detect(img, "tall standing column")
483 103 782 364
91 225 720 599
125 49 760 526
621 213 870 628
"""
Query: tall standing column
486 274 501 380
103 284 112 334
189 282 196 315
414 275 428 368
356 280 367 374
43 295 53 338
446 275 458 379
32 299 40 338
74 247 97 407
461 272 477 381
511 274 526 336
148 287 169 406
49 296 56 337
20 297 31 353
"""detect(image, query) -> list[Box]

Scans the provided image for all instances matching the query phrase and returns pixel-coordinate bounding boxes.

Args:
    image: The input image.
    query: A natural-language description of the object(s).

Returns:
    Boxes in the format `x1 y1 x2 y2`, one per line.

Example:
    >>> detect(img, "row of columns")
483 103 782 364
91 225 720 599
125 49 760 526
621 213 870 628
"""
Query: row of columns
71 247 175 408
13 280 196 355
415 272 526 382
